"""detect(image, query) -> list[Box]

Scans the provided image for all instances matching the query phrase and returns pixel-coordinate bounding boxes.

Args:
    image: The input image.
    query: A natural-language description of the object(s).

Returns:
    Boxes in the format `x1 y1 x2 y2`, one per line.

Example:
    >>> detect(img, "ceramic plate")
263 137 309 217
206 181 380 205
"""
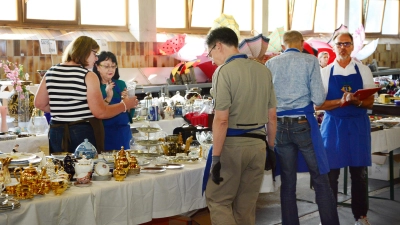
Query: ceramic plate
95 162 110 176
136 140 163 146
136 126 161 133
138 160 150 166
155 163 184 169
74 181 92 187
0 153 37 162
140 167 166 173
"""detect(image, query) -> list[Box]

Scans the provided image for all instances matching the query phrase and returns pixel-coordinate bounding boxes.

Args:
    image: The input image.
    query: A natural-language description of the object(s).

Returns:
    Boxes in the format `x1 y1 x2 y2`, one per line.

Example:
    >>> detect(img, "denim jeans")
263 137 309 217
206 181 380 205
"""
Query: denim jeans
275 121 339 225
49 122 97 153
328 167 368 220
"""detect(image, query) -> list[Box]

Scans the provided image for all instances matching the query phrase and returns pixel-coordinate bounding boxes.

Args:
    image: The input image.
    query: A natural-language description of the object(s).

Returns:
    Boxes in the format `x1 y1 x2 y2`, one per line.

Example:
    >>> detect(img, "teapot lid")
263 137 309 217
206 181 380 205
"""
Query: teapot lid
77 155 92 165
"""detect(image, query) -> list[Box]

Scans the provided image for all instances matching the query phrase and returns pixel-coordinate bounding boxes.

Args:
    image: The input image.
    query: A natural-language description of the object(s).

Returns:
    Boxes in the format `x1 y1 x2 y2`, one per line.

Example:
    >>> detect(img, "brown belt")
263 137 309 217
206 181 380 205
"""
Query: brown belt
277 116 308 124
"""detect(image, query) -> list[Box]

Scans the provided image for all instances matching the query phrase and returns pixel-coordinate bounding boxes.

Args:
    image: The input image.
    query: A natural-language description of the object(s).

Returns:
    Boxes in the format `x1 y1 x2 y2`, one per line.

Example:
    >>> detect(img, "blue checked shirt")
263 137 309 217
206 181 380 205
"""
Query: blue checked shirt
265 49 325 112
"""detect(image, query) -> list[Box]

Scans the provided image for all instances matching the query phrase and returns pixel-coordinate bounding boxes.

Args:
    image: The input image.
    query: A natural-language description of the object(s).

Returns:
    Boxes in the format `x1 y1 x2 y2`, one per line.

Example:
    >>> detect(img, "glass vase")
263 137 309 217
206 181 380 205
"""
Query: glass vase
18 90 31 132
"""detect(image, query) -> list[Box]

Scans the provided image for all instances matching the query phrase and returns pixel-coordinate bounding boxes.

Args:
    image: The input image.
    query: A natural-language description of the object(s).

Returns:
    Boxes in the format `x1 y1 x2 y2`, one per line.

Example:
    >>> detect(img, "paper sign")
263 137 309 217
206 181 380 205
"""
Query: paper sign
39 39 57 55
96 39 108 51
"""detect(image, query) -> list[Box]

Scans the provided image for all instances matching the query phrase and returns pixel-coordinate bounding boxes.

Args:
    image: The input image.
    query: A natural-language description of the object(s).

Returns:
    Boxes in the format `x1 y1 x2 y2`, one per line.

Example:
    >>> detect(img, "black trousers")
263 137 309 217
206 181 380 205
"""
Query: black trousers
328 166 368 220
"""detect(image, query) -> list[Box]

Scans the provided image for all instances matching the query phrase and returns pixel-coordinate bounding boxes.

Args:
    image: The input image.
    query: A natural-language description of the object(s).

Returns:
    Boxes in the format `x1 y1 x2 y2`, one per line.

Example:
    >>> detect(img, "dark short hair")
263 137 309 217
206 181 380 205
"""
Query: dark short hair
206 27 238 48
333 32 354 43
93 51 120 81
62 36 99 67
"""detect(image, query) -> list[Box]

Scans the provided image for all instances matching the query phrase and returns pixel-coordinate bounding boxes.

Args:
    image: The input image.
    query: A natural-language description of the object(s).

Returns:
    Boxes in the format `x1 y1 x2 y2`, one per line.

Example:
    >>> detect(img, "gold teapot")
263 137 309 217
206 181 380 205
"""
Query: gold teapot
15 184 34 200
37 166 52 195
113 146 130 173
127 152 140 175
113 165 127 181
14 163 39 186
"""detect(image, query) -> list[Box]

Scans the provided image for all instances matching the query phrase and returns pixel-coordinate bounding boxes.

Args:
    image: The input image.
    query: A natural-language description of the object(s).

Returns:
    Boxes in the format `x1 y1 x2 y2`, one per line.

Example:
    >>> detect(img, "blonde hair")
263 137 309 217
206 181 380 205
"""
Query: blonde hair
282 30 303 45
62 36 99 67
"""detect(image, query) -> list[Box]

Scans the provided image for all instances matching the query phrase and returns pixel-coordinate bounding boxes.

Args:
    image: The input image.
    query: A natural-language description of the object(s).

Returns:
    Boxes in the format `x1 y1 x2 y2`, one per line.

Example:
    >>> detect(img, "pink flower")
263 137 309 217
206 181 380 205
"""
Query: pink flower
1 60 27 99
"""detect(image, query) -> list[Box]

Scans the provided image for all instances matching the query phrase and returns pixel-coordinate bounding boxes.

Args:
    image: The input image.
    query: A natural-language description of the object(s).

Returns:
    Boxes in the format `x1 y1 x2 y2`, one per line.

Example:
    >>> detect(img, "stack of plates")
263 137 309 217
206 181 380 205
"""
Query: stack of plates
0 197 21 211
0 153 42 168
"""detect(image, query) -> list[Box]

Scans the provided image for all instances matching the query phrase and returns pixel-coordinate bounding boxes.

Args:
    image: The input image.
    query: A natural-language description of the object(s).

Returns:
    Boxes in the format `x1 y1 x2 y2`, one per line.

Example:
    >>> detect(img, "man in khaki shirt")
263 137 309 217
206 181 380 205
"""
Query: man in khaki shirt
204 27 277 225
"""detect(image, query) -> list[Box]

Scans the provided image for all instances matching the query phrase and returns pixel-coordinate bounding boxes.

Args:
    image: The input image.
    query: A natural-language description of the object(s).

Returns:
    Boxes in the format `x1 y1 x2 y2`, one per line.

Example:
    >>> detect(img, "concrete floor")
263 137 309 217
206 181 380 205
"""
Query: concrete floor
255 169 400 225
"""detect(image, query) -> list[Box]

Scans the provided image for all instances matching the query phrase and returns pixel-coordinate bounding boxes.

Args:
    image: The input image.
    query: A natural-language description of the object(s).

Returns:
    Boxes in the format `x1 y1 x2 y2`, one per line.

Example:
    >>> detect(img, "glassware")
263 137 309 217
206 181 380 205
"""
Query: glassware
27 108 49 135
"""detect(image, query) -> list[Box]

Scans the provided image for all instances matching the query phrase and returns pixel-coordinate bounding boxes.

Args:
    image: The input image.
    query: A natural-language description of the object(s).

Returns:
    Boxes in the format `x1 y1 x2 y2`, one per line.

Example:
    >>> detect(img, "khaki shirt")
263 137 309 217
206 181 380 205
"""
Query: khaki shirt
212 55 277 146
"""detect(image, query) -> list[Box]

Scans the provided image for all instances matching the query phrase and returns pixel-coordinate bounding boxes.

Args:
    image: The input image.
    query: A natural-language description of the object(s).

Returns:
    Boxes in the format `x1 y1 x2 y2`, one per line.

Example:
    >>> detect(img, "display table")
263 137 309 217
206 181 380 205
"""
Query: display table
0 161 207 225
0 135 48 154
370 127 400 153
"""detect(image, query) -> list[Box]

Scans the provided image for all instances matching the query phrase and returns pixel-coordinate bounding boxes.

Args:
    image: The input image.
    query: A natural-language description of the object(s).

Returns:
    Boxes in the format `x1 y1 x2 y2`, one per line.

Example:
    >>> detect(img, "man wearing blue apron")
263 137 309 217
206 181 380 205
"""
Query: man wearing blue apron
317 32 375 225
266 30 339 225
203 27 277 225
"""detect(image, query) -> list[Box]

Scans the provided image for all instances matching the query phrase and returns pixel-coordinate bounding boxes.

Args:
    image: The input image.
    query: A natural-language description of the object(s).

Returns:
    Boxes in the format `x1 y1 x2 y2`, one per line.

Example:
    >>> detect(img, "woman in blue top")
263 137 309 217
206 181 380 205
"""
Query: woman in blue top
93 51 132 151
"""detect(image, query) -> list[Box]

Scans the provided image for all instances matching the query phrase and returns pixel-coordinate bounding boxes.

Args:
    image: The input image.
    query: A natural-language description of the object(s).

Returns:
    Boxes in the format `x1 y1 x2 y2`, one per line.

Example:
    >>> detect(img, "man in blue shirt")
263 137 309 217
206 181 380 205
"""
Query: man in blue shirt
266 30 339 225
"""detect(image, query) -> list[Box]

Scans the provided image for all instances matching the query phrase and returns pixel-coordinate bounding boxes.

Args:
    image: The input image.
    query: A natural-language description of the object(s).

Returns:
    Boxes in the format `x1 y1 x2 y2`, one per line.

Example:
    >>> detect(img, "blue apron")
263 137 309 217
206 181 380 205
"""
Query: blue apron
320 65 371 169
275 103 330 175
102 80 132 151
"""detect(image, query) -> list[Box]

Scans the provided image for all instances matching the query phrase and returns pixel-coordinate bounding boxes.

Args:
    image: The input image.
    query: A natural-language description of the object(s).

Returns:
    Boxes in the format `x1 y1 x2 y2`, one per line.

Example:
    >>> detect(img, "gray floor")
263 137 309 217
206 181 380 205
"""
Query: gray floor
256 168 400 225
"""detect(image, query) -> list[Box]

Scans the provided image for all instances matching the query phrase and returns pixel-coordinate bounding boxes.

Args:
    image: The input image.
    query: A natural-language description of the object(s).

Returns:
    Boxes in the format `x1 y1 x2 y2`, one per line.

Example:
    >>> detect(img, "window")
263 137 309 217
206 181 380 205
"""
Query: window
291 0 316 31
156 0 186 28
382 0 399 34
0 0 18 21
314 0 336 33
81 0 126 26
191 0 222 28
348 0 363 33
26 0 76 21
267 0 288 32
364 0 385 33
224 0 252 31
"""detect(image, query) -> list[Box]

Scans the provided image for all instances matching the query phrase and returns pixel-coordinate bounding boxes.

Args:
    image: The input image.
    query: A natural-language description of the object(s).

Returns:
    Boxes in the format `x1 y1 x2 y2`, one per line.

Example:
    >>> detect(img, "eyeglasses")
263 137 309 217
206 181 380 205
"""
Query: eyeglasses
91 50 98 56
207 44 216 58
99 64 117 70
335 42 353 48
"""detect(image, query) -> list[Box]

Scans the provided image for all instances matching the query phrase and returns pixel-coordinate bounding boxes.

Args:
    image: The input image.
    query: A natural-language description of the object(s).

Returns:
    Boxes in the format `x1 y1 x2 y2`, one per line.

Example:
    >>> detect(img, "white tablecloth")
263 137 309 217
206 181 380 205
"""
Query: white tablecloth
371 127 400 153
0 135 48 154
0 161 207 225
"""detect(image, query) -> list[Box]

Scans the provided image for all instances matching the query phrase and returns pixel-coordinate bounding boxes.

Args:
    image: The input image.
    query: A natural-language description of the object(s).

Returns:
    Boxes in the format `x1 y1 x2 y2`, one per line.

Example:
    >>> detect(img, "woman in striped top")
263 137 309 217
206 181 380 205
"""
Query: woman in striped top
34 36 139 154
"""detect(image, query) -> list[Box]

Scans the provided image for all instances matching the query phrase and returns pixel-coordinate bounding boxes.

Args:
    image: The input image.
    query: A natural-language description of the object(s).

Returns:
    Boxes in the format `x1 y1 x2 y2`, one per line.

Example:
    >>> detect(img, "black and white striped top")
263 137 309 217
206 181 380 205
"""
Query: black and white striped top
45 64 94 122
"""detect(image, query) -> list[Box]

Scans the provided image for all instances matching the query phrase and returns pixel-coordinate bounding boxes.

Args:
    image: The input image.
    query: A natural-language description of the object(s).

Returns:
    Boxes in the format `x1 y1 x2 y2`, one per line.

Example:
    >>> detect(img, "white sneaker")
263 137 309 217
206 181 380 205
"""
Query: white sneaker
355 216 371 225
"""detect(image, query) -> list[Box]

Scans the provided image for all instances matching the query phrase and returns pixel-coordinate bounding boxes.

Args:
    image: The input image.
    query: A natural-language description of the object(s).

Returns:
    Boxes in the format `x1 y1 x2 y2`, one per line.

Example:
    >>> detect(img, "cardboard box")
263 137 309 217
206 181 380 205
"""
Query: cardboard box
368 152 400 181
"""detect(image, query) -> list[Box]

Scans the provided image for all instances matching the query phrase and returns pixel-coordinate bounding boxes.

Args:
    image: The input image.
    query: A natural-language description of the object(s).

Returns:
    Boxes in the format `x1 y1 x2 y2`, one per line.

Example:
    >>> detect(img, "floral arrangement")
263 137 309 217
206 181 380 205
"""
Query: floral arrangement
0 60 29 99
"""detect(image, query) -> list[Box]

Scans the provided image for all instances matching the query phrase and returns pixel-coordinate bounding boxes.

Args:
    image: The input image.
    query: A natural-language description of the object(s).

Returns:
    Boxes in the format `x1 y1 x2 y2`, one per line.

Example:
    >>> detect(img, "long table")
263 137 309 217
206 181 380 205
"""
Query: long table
0 161 207 225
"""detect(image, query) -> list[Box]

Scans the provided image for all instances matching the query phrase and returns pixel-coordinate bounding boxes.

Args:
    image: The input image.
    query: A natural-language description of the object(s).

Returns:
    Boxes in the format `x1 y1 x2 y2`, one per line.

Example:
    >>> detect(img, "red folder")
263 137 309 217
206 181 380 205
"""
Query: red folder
340 87 381 107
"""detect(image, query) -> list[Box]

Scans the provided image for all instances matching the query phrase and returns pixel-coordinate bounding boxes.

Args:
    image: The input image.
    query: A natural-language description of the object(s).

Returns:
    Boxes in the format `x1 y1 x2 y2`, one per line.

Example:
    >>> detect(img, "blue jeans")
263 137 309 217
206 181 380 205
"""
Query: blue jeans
49 122 97 153
275 121 339 225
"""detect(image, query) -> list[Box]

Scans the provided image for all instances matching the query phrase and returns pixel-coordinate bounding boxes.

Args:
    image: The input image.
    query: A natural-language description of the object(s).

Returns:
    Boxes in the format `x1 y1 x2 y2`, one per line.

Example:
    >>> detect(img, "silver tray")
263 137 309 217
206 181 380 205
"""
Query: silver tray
127 150 162 158
136 126 161 133
136 140 163 146
155 163 184 169
141 167 166 173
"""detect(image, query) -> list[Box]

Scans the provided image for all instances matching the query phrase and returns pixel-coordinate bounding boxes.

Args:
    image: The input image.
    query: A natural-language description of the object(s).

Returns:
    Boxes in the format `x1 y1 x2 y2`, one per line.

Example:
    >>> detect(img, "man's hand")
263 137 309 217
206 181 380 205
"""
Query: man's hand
211 156 223 185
